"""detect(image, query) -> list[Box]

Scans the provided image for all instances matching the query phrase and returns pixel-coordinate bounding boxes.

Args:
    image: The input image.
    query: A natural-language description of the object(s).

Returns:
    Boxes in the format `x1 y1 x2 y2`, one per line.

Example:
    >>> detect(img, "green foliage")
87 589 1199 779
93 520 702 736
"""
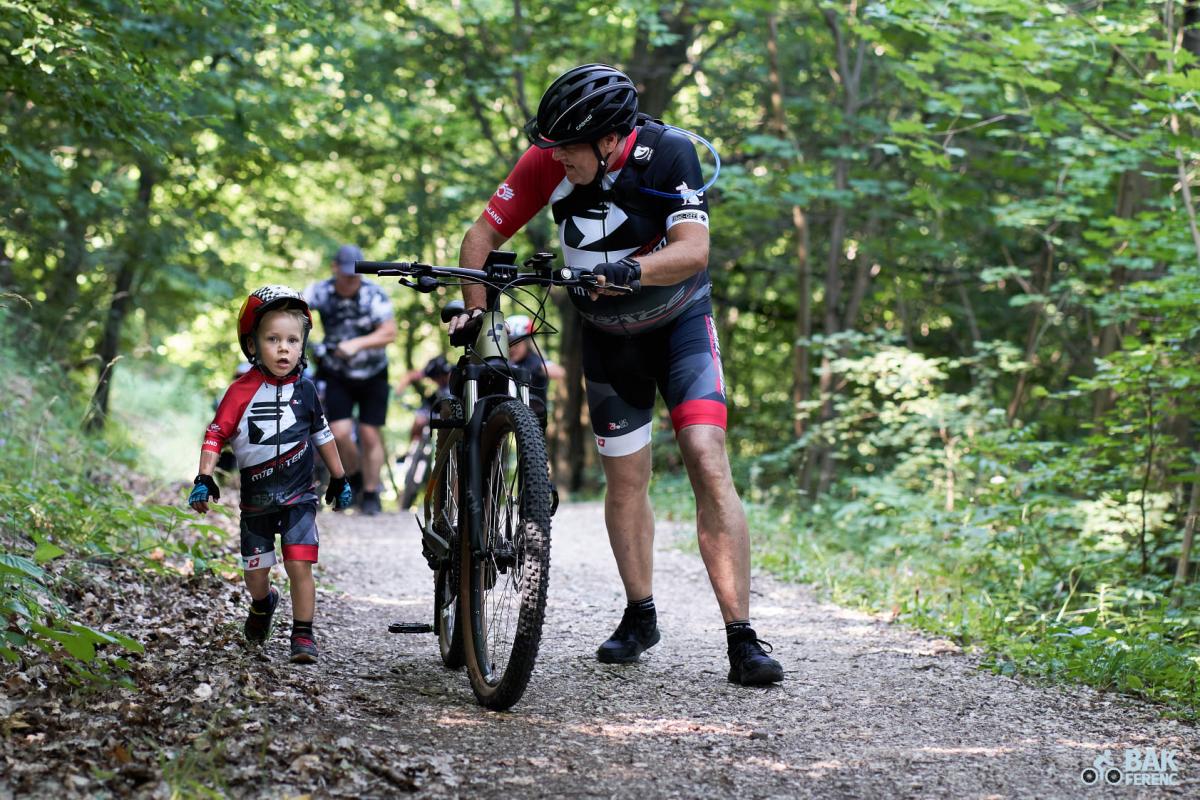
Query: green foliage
0 302 222 683
3 0 1198 712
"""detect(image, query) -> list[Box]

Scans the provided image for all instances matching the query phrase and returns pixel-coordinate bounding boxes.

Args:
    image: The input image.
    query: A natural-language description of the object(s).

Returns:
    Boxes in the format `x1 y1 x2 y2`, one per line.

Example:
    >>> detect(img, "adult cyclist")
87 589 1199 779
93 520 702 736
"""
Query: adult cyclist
448 64 783 685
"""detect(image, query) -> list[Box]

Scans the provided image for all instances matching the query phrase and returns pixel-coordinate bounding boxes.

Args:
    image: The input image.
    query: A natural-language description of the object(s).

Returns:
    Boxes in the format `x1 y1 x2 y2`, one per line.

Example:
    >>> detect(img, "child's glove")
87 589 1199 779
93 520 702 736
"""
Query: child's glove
189 474 220 513
326 475 353 509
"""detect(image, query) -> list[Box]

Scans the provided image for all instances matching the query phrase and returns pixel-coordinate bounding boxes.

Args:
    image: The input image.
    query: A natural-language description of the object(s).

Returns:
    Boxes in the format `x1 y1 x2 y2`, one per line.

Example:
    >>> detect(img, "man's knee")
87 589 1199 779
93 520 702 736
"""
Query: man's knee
602 450 652 500
358 423 383 449
679 426 734 488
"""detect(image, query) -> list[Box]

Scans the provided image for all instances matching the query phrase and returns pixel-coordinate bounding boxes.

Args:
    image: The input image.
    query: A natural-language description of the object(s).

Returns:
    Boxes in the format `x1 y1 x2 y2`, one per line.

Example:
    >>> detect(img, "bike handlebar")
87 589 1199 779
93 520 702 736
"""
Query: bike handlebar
354 258 633 294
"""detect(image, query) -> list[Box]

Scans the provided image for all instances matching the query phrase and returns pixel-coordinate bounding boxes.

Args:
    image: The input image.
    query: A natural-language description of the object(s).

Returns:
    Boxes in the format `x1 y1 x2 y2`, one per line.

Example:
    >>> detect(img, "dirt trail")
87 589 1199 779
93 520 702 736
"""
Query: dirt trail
312 503 1195 799
3 502 1196 799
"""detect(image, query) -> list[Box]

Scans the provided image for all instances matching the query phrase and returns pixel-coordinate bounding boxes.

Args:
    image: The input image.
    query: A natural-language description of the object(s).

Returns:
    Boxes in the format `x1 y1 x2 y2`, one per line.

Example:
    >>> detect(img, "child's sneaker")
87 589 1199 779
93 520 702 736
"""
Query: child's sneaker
244 587 279 644
290 633 318 664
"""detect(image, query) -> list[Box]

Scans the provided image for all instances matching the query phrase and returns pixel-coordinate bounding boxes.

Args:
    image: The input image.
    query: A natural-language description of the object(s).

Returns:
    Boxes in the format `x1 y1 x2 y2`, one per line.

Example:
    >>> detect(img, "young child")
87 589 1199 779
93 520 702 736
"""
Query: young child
188 286 354 663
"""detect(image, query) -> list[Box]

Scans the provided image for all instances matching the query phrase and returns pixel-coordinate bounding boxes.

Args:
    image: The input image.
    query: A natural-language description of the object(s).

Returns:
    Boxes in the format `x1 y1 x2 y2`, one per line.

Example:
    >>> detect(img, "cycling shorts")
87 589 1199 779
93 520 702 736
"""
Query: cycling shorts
240 503 319 570
321 366 389 427
582 306 727 457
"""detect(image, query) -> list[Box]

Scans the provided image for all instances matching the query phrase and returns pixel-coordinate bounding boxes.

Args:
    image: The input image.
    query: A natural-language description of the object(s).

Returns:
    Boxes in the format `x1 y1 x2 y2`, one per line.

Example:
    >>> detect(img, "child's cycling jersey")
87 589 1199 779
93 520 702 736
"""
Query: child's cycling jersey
203 369 334 515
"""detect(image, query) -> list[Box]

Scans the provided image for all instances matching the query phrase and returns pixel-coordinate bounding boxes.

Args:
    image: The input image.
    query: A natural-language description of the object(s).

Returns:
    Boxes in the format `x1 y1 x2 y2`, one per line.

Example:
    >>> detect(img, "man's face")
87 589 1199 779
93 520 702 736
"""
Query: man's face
333 264 361 296
551 132 619 185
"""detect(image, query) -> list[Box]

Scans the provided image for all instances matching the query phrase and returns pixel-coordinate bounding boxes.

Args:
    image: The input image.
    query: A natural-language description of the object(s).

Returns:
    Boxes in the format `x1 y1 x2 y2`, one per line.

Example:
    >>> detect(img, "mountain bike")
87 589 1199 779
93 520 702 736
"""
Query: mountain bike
356 250 628 710
397 422 433 511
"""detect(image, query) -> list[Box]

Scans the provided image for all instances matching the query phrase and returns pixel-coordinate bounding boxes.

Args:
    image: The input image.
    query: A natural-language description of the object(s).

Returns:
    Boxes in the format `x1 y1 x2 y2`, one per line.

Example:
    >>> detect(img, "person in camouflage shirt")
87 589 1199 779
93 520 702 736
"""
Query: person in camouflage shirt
303 244 396 515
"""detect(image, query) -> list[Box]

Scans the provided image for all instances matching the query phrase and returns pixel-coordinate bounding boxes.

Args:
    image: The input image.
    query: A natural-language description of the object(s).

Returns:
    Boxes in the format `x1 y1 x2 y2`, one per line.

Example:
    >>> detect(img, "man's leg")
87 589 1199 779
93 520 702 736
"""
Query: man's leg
600 445 655 601
677 424 783 684
595 444 662 664
355 369 390 515
675 424 749 623
357 423 384 493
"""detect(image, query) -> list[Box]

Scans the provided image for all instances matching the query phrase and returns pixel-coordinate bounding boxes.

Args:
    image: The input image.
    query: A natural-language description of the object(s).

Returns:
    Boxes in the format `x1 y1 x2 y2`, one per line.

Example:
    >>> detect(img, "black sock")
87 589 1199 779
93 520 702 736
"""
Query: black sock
250 589 274 612
348 472 363 492
292 620 313 639
725 620 753 640
627 595 655 615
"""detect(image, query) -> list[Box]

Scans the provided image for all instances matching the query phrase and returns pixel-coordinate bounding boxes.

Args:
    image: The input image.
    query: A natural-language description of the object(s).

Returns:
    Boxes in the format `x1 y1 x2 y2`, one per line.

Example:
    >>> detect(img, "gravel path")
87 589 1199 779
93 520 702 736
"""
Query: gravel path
9 500 1192 798
309 502 1196 799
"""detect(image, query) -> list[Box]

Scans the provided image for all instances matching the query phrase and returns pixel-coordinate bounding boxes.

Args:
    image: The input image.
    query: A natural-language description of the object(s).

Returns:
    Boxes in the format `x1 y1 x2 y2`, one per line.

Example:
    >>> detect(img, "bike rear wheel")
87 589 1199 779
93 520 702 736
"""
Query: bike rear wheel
400 429 433 510
428 426 464 668
461 399 552 710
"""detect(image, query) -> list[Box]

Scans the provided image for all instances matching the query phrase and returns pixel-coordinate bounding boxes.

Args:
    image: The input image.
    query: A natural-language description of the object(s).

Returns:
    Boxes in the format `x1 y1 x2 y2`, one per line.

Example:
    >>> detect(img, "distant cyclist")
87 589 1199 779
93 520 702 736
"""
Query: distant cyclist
447 64 783 685
394 354 455 451
394 355 455 509
505 314 564 426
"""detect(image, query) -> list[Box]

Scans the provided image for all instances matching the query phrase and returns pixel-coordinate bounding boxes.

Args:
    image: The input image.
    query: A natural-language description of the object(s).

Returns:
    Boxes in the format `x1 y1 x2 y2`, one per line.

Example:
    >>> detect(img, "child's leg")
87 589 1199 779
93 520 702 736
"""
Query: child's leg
284 560 315 621
279 503 320 623
245 567 271 601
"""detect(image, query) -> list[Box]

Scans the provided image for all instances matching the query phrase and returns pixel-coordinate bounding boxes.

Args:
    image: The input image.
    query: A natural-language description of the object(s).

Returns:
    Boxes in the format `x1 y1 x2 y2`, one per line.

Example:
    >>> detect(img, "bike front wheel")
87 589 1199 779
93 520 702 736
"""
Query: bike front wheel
461 399 552 710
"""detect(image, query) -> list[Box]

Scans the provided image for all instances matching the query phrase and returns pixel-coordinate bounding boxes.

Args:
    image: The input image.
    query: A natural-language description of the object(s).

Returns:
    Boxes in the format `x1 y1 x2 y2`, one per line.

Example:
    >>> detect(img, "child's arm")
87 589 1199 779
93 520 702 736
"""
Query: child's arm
318 439 346 479
189 451 220 514
317 439 354 509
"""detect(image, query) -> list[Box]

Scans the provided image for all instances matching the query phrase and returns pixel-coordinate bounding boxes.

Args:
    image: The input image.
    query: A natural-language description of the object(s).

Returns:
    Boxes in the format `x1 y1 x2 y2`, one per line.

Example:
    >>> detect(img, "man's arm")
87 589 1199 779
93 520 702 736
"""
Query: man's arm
335 318 397 358
593 221 710 296
450 216 511 335
636 222 709 286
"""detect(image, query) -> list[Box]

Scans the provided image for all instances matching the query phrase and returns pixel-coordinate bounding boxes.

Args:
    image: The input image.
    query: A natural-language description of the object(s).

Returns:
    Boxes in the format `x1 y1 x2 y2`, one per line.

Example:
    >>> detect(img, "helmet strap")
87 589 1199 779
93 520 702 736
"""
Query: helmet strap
590 140 609 190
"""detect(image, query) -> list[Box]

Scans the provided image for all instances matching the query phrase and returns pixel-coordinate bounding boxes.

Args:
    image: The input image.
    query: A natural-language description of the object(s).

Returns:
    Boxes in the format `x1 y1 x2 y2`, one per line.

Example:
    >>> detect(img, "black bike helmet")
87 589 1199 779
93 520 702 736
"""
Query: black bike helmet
525 63 638 149
423 354 453 378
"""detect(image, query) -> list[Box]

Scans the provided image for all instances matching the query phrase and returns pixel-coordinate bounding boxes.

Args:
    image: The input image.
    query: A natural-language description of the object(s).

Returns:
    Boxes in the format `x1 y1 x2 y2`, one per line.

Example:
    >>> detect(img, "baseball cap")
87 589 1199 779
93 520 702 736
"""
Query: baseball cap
334 244 364 276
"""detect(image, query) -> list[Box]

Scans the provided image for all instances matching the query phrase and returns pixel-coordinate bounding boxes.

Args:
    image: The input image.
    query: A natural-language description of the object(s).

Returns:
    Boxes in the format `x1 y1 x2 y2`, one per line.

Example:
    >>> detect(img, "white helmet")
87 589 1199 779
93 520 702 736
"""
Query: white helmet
507 314 533 338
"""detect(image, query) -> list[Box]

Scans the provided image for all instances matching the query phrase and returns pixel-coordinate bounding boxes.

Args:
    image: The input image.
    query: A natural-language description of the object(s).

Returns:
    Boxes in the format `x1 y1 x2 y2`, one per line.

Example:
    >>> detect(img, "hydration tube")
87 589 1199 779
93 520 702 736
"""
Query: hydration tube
638 124 722 200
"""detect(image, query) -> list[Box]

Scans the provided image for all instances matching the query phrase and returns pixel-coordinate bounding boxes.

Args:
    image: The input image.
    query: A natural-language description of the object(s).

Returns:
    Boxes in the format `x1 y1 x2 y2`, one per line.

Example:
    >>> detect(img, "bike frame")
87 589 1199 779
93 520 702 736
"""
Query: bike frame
356 251 627 559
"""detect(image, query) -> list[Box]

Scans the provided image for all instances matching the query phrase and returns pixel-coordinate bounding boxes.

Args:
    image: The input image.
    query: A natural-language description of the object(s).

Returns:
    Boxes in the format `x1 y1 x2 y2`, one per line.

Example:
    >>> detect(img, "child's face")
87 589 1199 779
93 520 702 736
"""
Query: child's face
250 310 305 377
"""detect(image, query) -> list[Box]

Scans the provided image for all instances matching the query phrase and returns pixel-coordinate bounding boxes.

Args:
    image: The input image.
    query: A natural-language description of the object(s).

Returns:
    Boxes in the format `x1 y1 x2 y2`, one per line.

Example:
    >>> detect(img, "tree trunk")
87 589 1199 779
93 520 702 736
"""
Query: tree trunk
793 208 812 438
87 165 156 430
0 239 12 289
766 14 814 440
1171 465 1200 607
1184 0 1200 59
627 6 699 116
805 5 869 496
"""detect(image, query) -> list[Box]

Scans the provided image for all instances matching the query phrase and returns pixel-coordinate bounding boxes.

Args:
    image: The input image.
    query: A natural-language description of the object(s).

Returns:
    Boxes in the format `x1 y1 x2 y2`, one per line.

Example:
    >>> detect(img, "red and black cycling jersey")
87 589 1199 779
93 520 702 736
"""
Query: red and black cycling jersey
484 123 711 334
202 369 334 515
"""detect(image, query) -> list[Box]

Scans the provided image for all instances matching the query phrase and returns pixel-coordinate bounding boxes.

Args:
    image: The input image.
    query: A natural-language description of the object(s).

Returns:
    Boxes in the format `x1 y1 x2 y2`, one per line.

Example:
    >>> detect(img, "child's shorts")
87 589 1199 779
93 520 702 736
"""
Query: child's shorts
240 503 319 571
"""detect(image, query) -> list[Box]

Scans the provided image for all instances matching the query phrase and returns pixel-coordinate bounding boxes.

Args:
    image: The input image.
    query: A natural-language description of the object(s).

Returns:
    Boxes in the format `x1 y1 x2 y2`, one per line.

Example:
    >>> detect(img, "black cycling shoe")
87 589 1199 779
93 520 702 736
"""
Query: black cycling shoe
727 628 784 685
596 607 660 664
359 491 382 516
244 587 279 644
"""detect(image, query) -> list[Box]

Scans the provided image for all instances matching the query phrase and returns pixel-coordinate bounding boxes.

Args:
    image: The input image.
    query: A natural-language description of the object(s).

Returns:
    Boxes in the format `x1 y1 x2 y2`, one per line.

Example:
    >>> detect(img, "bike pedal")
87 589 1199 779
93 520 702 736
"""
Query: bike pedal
388 622 434 634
